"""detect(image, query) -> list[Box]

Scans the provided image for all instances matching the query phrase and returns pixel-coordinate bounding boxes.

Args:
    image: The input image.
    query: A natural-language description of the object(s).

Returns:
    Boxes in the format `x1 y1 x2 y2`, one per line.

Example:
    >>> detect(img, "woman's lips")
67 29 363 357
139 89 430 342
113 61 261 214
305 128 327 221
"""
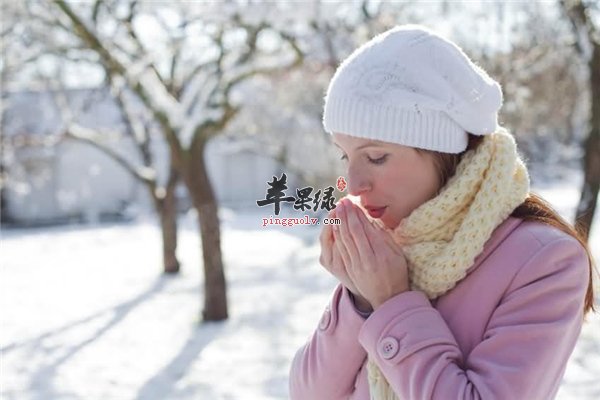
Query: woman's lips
366 206 386 219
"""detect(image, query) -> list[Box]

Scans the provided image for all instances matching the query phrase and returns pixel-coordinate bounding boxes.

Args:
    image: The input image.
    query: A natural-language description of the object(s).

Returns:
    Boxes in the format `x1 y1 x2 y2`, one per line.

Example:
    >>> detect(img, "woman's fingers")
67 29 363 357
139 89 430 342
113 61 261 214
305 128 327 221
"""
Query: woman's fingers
337 201 362 263
319 208 337 267
349 202 387 254
331 244 348 278
351 203 401 253
344 202 375 261
319 226 332 267
334 227 351 268
351 202 379 232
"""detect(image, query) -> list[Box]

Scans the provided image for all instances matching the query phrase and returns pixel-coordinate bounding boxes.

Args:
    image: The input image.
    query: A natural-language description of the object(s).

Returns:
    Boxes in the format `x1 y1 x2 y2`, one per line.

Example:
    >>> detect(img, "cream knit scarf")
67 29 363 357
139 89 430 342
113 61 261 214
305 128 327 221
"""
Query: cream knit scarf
366 128 530 400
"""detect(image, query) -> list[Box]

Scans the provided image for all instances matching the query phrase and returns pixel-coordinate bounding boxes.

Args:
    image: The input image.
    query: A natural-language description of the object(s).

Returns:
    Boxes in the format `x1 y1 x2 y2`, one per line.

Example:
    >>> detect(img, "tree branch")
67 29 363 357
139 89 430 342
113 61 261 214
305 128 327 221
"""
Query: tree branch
64 123 156 187
107 77 155 168
223 29 304 98
91 0 103 26
53 0 183 155
46 75 157 189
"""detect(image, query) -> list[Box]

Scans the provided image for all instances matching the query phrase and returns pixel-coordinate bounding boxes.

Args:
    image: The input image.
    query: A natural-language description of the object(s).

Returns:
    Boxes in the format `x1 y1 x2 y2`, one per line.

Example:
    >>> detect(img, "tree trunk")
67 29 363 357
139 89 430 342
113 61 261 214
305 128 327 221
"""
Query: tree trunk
160 166 181 274
575 42 600 242
185 138 228 321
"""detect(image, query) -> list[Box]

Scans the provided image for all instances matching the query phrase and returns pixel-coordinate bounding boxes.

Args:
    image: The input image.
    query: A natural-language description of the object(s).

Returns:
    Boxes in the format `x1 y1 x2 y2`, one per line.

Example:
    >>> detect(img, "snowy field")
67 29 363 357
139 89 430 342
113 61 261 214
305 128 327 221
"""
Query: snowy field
1 178 599 400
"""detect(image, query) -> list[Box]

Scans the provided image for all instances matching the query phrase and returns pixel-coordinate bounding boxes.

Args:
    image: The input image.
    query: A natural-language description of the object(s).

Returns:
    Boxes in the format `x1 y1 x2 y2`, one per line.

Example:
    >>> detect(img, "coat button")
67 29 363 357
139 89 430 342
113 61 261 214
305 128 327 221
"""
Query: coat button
378 337 399 360
318 308 331 331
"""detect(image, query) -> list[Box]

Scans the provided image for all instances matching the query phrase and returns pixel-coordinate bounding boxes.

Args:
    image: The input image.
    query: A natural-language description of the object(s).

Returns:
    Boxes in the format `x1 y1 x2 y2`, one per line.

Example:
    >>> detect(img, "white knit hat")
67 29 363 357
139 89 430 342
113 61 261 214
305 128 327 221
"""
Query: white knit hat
323 25 503 154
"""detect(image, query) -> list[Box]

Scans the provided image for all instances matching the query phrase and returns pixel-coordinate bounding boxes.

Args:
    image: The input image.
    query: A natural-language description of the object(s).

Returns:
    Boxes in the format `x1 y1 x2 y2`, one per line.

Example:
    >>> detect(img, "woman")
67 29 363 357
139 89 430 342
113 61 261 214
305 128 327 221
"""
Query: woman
289 25 595 400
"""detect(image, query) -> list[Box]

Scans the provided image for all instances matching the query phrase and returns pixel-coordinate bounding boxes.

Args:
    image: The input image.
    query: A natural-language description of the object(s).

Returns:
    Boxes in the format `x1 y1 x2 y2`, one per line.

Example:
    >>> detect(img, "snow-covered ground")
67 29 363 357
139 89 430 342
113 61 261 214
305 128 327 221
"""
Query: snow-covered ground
1 177 599 400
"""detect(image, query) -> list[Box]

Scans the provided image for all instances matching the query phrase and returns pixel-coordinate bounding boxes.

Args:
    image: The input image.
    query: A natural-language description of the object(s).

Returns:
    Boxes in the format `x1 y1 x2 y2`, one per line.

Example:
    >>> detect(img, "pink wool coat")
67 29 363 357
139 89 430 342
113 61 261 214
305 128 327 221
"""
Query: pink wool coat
289 217 590 399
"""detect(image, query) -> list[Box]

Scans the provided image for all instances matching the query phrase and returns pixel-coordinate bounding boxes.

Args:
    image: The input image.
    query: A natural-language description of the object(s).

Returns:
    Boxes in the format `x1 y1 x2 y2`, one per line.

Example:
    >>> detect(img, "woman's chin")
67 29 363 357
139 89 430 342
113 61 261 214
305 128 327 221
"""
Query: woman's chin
373 215 388 228
380 215 401 230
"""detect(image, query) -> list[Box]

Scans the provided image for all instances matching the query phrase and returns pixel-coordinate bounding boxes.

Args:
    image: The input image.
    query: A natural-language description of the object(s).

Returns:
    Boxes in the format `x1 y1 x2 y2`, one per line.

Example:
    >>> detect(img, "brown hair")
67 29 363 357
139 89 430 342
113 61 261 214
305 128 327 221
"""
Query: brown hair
419 134 596 315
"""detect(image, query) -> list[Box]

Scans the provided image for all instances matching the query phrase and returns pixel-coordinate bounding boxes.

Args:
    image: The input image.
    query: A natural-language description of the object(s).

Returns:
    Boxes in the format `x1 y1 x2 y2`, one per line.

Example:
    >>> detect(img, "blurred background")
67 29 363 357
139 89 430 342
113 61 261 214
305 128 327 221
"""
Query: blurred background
1 1 598 399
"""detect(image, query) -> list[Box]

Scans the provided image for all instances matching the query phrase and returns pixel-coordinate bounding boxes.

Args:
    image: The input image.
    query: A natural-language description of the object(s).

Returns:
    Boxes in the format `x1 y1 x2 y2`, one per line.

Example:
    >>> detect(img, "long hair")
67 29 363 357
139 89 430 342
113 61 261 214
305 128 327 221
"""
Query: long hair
419 133 596 315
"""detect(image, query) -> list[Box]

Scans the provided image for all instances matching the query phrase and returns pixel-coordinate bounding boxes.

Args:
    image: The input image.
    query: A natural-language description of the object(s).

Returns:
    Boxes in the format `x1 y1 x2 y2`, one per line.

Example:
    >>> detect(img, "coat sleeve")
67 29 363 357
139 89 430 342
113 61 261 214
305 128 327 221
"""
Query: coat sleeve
289 283 368 400
358 236 589 400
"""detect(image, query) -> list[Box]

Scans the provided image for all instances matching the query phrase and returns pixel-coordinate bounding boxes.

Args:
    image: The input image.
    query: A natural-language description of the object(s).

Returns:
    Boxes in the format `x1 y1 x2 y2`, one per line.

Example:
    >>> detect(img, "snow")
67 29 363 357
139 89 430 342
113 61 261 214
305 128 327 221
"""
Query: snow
1 179 598 399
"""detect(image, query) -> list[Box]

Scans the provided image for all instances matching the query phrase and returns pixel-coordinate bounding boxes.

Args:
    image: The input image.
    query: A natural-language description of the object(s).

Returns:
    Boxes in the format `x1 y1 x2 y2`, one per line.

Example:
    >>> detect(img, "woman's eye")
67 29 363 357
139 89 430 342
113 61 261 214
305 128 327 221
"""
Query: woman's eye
368 155 388 165
340 154 348 162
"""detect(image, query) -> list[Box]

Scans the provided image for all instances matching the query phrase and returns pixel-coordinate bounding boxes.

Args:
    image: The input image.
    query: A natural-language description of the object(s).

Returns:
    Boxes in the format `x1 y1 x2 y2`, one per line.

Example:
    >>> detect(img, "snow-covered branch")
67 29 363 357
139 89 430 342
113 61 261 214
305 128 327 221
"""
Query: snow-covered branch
108 77 155 168
54 0 183 134
63 123 156 185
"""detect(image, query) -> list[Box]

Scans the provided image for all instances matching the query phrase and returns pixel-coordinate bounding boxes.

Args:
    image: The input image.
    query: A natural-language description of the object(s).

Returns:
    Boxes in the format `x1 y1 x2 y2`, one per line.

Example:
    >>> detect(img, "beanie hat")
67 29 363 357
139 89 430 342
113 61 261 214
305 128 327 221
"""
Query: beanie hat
323 24 503 153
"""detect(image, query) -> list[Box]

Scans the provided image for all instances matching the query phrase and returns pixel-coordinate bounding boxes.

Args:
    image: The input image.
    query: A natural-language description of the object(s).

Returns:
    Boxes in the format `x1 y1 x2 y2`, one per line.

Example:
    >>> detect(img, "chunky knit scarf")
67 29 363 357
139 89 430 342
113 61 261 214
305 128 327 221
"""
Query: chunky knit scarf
366 128 530 400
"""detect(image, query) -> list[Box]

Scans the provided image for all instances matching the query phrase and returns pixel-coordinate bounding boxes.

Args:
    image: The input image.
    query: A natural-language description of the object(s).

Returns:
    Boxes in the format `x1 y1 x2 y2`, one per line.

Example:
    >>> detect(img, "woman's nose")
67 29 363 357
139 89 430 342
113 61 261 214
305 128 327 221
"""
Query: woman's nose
347 167 371 196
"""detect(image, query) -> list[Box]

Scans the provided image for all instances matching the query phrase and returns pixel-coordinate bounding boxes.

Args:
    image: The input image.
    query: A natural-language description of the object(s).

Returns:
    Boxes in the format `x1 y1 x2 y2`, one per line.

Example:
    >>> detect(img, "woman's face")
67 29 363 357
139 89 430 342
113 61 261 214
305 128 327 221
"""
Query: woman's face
333 132 441 229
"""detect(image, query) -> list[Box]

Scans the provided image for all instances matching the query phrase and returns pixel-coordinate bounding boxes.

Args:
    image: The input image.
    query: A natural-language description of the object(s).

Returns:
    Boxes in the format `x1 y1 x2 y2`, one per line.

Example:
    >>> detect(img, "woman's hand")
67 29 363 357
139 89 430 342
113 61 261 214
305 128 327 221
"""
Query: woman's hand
334 198 410 309
319 207 373 312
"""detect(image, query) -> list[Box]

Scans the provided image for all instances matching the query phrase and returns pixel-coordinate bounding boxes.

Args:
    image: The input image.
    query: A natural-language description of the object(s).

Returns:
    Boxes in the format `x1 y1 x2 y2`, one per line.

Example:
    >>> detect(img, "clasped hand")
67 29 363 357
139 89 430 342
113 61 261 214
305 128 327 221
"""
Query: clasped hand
319 198 410 310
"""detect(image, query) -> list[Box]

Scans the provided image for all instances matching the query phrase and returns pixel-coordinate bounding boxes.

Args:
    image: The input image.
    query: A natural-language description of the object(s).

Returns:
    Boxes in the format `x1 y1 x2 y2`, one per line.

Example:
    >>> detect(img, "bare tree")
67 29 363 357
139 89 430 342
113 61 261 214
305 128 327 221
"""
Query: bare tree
48 0 303 321
560 0 599 241
1 0 183 272
56 83 182 274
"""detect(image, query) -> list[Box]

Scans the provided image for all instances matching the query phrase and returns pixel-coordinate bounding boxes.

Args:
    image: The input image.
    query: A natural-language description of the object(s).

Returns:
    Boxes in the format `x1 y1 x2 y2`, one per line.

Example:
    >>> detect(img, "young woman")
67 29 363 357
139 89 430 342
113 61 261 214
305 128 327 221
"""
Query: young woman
289 25 595 400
